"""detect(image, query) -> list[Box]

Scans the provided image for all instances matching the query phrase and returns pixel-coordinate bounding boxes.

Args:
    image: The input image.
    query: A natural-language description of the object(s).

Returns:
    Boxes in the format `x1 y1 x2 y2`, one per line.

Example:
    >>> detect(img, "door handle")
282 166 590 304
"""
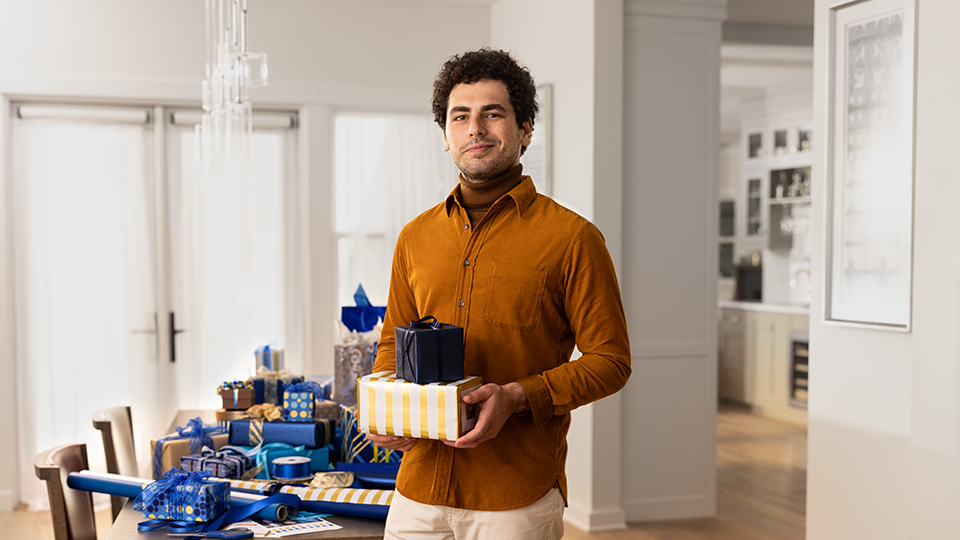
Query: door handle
169 311 186 363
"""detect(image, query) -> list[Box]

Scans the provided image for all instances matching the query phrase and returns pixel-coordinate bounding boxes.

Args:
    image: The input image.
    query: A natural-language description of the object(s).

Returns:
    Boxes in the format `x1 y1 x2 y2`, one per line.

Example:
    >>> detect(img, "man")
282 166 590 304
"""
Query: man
368 48 631 539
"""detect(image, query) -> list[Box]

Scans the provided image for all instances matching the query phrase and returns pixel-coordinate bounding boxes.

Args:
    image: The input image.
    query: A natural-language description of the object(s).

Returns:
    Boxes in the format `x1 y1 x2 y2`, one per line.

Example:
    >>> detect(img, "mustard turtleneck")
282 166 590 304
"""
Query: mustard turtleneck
456 163 524 225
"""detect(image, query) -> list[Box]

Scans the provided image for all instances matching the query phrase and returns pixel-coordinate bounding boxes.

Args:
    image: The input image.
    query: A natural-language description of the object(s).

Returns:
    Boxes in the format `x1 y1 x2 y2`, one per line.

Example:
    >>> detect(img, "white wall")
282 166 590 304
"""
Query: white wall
807 0 960 538
619 0 723 521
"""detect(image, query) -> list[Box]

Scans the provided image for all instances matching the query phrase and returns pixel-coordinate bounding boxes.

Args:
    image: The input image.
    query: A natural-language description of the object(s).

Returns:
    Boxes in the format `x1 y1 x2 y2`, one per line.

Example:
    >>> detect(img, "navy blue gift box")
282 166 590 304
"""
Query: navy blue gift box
228 418 335 448
395 316 464 384
251 375 304 406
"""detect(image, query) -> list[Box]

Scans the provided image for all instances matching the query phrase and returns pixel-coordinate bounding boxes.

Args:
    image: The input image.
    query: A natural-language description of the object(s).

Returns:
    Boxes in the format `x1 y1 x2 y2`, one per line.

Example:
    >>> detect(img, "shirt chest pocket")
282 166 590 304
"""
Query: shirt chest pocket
482 261 547 331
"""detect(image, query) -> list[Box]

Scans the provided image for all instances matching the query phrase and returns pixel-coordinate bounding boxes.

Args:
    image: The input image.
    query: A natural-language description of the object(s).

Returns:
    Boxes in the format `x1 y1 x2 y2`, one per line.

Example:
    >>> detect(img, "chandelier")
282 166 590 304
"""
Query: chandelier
196 0 268 171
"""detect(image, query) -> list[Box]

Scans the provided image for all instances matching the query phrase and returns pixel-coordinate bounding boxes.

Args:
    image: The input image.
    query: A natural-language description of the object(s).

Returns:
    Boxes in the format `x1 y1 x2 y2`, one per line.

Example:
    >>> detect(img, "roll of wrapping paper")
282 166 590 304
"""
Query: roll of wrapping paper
66 470 392 520
66 471 291 521
226 478 392 520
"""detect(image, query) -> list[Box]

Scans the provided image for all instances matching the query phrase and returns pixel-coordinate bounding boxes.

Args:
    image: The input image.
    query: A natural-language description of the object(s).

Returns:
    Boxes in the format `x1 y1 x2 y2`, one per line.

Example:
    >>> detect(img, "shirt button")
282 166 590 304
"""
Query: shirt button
458 300 465 307
463 260 470 267
462 224 469 229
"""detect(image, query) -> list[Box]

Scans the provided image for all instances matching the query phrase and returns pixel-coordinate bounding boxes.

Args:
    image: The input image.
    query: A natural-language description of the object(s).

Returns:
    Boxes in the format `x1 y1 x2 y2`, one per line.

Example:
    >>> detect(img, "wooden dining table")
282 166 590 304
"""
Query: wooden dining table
105 499 386 539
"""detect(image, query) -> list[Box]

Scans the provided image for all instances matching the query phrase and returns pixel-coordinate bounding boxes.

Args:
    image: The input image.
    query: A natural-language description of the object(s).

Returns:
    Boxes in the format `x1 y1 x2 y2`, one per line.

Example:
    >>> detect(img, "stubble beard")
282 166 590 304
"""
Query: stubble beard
455 139 522 184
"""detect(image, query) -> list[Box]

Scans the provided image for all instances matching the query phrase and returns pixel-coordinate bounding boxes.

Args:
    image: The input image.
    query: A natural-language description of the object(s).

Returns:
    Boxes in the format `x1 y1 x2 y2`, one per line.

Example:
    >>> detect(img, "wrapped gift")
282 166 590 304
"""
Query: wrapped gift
151 418 229 479
218 380 254 410
255 344 285 371
335 344 375 408
338 404 403 464
358 372 481 442
394 316 464 384
341 284 387 333
283 380 333 422
180 447 254 479
134 468 229 522
228 418 334 448
248 366 303 405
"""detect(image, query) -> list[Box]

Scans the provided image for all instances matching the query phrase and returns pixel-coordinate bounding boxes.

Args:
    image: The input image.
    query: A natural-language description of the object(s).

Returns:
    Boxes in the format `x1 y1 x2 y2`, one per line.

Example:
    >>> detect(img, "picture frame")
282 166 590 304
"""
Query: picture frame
823 0 917 330
521 84 553 196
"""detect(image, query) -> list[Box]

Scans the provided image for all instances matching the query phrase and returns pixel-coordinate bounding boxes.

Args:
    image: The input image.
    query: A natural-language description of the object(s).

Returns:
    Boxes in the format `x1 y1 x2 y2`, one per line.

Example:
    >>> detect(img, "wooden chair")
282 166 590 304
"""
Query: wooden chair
92 405 138 520
34 443 97 540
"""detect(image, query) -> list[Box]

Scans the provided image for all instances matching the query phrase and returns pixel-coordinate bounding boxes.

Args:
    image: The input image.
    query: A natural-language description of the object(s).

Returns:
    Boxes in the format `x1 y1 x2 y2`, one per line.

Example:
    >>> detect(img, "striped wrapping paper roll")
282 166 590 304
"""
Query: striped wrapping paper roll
357 371 482 441
225 478 392 520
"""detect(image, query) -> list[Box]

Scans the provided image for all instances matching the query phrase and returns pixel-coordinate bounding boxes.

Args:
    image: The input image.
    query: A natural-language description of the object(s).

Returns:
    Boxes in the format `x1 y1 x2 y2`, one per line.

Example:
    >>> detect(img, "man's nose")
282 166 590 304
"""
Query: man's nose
468 117 486 137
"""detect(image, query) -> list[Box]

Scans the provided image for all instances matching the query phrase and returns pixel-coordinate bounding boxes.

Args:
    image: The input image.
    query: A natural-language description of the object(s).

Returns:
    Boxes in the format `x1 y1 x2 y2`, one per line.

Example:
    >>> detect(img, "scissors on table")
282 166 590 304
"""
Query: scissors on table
167 529 254 539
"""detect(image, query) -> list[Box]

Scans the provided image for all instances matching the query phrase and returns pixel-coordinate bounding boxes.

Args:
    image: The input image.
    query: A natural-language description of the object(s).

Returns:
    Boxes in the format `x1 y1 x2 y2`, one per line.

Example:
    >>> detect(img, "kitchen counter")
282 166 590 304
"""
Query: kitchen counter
718 300 809 315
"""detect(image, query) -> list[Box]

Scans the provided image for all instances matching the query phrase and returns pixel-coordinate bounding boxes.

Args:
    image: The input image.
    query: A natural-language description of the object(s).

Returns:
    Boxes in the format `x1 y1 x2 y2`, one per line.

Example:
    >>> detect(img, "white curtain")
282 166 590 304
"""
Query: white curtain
11 118 162 508
334 113 459 307
168 126 301 409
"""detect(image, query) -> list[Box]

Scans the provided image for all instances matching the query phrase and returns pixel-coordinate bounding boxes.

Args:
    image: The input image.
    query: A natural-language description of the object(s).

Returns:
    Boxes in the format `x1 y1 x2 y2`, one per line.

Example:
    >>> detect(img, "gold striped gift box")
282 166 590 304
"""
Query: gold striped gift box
357 371 482 441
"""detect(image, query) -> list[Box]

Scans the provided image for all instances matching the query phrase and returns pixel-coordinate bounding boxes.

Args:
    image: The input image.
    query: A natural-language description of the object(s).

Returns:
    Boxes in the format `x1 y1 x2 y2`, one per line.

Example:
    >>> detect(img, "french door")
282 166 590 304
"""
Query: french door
9 104 299 508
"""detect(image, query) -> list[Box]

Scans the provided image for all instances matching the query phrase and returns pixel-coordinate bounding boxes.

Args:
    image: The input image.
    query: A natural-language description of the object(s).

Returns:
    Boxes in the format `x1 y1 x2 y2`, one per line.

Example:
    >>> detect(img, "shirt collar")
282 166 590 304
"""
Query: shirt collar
444 172 538 218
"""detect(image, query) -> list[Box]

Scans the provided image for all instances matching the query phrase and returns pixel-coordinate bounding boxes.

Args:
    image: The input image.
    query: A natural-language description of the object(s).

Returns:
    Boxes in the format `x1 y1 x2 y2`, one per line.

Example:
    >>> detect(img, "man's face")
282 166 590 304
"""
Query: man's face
442 79 533 184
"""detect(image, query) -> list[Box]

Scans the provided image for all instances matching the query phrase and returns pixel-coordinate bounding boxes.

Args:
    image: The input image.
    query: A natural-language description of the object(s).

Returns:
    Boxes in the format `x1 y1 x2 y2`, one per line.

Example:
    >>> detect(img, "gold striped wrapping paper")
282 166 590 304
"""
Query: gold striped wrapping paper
224 478 393 506
357 371 482 442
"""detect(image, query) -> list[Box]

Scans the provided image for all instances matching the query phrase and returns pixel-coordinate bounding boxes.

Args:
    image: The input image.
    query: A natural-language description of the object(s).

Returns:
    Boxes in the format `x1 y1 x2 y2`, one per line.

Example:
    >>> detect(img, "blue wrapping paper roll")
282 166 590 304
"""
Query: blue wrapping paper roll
67 471 292 522
229 419 334 448
67 470 391 521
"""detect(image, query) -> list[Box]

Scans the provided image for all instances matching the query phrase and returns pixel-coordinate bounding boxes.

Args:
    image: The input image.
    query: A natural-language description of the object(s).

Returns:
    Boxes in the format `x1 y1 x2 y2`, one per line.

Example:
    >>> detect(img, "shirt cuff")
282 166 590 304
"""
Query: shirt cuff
517 375 552 428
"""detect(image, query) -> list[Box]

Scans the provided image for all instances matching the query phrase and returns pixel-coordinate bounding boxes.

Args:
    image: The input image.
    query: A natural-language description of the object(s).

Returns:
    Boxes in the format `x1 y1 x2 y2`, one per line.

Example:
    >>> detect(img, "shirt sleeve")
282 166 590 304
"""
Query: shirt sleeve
373 233 418 374
516 222 632 427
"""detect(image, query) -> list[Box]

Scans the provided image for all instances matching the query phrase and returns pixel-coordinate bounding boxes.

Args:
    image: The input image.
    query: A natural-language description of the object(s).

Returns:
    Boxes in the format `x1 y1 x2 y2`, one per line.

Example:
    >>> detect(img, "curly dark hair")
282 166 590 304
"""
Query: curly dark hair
431 48 538 137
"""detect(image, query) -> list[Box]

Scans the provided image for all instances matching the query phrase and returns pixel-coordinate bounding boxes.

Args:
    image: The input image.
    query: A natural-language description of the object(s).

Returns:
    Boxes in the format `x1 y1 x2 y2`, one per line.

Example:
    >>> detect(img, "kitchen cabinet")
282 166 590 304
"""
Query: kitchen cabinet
719 303 809 424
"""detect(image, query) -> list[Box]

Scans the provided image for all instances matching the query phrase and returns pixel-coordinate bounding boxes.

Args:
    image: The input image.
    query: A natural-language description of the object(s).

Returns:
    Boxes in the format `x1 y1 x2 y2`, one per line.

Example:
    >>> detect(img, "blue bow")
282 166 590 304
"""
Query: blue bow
152 417 226 479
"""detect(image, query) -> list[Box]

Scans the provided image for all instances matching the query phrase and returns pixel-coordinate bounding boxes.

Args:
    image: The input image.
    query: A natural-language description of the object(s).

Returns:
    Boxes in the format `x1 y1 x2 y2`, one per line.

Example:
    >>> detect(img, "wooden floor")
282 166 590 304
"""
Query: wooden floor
4 403 806 540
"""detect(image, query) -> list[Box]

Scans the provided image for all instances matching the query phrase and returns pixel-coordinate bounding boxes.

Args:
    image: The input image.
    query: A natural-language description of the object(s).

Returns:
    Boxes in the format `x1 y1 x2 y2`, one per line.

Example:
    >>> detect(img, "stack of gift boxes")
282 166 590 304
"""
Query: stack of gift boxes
142 292 480 525
357 316 481 443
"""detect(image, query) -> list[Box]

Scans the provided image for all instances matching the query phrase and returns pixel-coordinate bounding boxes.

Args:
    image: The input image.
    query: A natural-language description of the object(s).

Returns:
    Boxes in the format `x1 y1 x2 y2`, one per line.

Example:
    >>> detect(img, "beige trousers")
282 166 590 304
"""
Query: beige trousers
384 489 564 540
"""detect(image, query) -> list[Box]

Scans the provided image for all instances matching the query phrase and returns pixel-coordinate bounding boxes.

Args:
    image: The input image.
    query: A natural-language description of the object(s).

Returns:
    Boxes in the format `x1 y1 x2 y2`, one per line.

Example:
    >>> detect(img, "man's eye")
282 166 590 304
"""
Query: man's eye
454 115 467 121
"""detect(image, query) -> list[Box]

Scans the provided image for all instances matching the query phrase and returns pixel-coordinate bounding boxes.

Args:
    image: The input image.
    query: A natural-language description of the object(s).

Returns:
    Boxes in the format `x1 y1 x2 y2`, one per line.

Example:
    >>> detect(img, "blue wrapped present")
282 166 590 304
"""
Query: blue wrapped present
134 468 229 522
341 284 386 333
229 418 334 448
395 316 464 384
248 366 303 406
180 447 254 479
338 404 402 464
283 380 332 422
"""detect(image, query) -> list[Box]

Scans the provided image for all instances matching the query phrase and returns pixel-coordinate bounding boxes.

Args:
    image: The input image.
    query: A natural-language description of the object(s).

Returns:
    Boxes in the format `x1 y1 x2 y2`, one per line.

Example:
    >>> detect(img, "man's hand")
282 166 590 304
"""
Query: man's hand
364 432 418 452
446 381 528 449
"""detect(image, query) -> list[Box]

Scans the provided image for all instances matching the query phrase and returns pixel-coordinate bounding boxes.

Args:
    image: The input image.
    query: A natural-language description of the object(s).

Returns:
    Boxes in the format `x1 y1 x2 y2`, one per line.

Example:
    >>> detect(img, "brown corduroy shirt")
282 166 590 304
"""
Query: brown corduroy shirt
374 165 631 511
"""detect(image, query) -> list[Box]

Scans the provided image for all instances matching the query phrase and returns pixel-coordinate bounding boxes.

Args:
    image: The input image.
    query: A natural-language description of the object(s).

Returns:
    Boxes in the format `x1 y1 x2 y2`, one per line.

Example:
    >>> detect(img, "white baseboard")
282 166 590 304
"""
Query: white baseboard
564 503 627 532
622 493 715 521
0 490 18 512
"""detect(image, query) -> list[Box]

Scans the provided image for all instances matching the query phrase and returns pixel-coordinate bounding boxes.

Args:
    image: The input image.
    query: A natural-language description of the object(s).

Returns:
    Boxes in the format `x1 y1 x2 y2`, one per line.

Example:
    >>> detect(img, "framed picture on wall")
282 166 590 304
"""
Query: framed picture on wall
521 84 553 196
824 0 916 331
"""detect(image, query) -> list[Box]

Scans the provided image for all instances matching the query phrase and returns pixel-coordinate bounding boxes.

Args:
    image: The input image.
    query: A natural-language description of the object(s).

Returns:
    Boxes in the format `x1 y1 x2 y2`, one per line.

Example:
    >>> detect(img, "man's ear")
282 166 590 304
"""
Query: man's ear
520 119 533 147
442 127 451 152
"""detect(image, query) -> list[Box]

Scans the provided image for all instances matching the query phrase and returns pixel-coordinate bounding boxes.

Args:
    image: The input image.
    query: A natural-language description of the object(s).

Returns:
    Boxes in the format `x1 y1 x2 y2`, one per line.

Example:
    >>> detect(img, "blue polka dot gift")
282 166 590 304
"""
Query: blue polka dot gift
282 380 331 422
133 468 229 523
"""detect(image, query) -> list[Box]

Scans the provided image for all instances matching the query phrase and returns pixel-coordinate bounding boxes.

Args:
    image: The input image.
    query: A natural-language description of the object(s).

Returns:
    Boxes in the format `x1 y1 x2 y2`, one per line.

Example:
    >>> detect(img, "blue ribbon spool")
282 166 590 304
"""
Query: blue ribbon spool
272 456 312 482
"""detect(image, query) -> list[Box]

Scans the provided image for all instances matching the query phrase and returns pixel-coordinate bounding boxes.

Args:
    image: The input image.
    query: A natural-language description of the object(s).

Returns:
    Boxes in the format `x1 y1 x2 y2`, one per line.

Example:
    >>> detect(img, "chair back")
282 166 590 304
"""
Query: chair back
34 443 97 540
92 405 137 520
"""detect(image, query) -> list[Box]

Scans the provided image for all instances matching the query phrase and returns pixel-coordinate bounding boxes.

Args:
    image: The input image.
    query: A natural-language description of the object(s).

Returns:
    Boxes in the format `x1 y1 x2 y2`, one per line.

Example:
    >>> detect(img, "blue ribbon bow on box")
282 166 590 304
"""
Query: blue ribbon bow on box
153 417 227 480
134 468 229 523
395 315 465 384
